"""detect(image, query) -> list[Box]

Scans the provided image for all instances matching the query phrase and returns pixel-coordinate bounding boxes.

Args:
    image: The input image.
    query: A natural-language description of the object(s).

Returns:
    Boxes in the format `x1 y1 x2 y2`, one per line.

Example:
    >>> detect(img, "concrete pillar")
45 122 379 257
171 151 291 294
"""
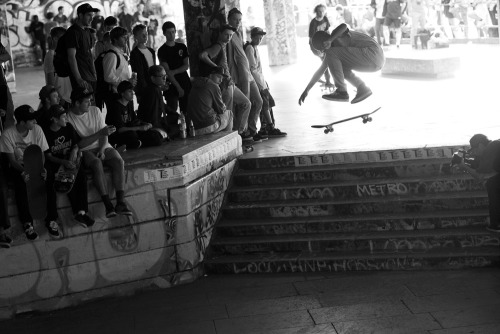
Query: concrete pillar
182 0 227 76
263 0 297 66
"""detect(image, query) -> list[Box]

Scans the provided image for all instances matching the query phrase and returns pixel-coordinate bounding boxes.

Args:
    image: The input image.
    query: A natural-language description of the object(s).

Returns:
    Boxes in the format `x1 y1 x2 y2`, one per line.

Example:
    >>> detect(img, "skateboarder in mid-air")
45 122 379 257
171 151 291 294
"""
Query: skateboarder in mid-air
298 23 385 105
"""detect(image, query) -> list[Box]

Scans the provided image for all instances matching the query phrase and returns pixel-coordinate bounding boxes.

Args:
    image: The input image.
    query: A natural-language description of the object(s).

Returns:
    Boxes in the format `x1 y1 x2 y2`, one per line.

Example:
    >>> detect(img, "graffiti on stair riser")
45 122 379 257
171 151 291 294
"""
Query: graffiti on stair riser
230 256 492 274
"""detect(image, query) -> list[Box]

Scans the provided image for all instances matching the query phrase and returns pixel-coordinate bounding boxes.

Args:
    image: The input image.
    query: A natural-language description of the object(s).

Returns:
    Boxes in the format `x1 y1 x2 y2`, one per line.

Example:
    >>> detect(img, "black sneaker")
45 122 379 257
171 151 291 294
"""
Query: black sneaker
75 213 95 228
46 221 63 239
257 129 269 140
322 90 349 102
267 127 287 137
24 223 39 241
252 133 264 143
105 203 117 218
115 202 132 216
351 85 372 104
0 233 12 248
240 131 254 142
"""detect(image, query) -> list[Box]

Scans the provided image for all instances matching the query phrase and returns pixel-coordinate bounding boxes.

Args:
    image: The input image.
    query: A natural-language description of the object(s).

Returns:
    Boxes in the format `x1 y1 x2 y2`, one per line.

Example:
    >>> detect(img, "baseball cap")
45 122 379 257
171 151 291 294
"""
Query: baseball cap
39 85 57 101
70 86 93 102
49 104 67 119
117 80 134 94
250 27 266 36
14 105 38 122
77 3 99 15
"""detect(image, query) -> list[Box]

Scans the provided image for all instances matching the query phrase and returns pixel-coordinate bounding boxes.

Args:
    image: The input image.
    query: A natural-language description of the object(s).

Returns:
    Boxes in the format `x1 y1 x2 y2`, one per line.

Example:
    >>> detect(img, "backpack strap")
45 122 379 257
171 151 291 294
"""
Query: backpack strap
99 49 121 69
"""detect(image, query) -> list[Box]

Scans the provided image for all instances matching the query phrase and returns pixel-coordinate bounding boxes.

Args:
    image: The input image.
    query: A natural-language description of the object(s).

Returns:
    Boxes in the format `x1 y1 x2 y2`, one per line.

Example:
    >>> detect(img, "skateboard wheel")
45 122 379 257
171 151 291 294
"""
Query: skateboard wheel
368 117 372 122
363 119 368 124
324 129 329 134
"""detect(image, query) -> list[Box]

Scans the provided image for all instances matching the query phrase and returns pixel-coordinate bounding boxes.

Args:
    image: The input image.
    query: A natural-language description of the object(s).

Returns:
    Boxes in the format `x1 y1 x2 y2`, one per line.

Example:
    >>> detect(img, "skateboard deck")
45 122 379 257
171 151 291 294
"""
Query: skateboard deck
311 107 381 134
54 158 81 194
24 144 47 220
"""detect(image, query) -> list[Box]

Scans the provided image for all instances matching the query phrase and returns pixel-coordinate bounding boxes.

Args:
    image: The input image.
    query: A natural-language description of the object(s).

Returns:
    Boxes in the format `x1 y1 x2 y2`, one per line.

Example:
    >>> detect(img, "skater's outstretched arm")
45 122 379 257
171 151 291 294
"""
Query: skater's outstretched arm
298 60 328 106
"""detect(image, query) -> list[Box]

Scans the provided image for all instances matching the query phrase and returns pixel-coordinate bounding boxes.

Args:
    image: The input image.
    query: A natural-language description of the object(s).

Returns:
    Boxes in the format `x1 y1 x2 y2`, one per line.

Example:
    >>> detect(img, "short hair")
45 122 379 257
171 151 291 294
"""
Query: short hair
32 15 38 20
336 5 344 11
470 134 490 148
220 24 237 33
46 12 54 20
314 4 326 14
148 65 164 77
132 23 147 36
162 21 176 33
50 26 66 38
104 16 118 27
228 7 242 19
311 31 330 51
110 26 128 43
58 6 63 11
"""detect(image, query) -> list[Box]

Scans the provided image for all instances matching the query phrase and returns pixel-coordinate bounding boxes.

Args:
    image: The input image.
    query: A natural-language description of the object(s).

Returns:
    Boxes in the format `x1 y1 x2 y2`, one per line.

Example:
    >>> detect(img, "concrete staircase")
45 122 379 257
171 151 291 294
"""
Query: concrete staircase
206 150 500 274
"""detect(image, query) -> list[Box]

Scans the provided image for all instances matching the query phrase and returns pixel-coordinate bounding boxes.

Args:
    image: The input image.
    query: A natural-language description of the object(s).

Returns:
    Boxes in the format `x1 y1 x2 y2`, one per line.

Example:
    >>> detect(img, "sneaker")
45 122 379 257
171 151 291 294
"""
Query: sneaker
257 129 269 140
351 85 372 104
105 203 117 218
486 225 500 233
267 126 287 138
240 131 254 142
24 223 39 241
46 221 63 239
75 213 95 228
115 202 132 216
0 233 12 248
252 133 265 143
131 140 142 149
322 90 349 102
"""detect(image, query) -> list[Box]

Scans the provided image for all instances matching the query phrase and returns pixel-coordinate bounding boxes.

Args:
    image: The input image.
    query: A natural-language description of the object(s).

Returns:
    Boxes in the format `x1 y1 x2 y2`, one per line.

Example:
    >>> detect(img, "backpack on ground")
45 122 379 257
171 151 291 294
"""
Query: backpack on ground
53 33 70 77
94 49 120 95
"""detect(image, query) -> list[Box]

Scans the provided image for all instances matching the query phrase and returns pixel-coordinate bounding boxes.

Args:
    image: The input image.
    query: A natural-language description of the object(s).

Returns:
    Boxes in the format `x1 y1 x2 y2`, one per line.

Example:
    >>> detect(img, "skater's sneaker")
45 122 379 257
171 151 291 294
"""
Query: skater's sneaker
252 133 264 143
105 203 117 218
322 90 349 102
257 128 269 140
46 221 63 239
267 127 287 137
240 131 254 142
0 233 13 248
75 213 95 228
351 85 372 104
24 222 39 241
115 202 132 216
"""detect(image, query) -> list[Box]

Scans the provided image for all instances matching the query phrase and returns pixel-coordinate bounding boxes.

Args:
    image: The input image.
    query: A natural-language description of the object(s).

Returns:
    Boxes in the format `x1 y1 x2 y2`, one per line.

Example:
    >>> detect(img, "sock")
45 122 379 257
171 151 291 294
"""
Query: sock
116 190 125 203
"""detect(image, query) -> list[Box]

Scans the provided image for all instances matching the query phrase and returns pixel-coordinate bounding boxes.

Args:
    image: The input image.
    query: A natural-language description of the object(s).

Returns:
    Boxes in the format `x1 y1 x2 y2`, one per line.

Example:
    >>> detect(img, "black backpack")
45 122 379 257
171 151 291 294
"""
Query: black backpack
94 49 120 95
53 33 70 77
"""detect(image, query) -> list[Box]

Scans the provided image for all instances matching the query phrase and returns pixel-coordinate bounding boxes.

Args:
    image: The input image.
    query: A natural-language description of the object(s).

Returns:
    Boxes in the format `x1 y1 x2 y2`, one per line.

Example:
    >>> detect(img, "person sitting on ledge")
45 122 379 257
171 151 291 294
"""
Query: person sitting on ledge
106 81 163 148
298 23 385 105
137 65 178 138
37 85 60 130
455 134 500 233
187 66 233 136
67 86 132 218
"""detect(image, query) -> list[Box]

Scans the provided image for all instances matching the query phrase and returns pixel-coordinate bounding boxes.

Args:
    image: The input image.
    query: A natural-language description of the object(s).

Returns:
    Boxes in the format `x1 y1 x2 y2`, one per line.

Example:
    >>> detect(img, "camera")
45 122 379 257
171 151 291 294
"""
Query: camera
450 149 475 167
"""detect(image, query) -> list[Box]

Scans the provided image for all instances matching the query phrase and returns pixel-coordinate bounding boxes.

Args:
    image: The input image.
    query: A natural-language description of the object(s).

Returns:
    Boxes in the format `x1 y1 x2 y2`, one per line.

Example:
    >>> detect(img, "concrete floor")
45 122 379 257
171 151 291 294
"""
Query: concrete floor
2 269 500 333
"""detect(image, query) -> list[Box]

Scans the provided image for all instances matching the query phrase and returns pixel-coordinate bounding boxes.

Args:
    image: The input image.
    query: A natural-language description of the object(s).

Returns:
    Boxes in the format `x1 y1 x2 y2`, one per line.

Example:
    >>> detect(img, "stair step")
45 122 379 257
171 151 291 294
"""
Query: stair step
205 248 500 273
212 227 495 245
224 190 487 209
219 209 489 228
235 158 453 186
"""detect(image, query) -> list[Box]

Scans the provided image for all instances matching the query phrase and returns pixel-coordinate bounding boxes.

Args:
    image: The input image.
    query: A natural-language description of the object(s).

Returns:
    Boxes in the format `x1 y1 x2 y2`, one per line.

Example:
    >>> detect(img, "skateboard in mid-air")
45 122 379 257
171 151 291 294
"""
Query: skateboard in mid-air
311 107 381 134
24 144 47 220
54 156 82 194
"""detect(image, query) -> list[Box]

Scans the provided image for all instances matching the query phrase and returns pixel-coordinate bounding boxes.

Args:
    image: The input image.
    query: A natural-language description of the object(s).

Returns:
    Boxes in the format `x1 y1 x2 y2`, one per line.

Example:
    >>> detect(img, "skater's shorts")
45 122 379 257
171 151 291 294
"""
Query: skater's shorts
383 17 401 28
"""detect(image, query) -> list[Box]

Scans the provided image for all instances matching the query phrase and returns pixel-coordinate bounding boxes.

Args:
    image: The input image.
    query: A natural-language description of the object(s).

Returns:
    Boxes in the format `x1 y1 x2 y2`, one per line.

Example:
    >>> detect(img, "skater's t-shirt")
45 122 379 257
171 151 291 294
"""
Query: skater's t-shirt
0 124 49 163
67 106 111 151
309 17 330 38
44 123 79 160
333 30 380 49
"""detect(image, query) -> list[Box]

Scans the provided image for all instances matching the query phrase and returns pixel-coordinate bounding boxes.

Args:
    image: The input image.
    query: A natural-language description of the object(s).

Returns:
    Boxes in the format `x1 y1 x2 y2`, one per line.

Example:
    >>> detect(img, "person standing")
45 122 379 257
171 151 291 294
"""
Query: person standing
27 15 46 64
226 8 264 142
309 4 333 89
408 0 429 48
157 21 191 116
66 3 99 94
54 6 68 28
383 0 406 48
130 24 156 102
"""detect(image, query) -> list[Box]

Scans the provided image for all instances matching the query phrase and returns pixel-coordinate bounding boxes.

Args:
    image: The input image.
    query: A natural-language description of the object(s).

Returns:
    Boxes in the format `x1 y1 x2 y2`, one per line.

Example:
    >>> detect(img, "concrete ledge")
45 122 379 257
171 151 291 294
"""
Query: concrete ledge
381 49 461 78
0 131 241 319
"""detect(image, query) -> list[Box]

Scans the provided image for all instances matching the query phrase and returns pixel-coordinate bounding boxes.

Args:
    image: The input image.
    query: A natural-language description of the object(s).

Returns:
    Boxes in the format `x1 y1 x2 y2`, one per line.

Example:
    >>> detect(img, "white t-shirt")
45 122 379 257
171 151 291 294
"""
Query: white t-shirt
0 124 49 163
67 106 111 151
138 47 155 68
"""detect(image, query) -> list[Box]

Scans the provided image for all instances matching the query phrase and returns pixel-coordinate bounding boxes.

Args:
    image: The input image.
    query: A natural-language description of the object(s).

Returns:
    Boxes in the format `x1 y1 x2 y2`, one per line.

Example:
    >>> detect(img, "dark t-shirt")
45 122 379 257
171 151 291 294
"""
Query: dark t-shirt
477 140 500 174
105 99 137 129
29 21 46 41
309 17 330 38
157 42 190 84
44 123 79 160
385 0 403 19
54 14 68 25
65 24 97 82
332 30 380 49
118 13 134 32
